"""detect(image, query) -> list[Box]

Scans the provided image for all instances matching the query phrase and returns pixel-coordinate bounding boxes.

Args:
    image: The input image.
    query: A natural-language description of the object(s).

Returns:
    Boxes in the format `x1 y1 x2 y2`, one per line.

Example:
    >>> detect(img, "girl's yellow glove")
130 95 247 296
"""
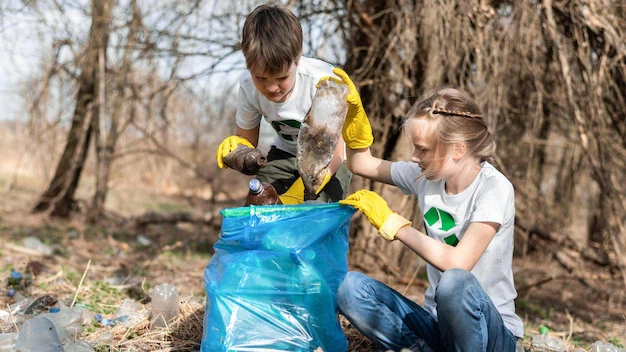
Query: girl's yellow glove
339 190 412 241
216 135 254 169
317 68 373 149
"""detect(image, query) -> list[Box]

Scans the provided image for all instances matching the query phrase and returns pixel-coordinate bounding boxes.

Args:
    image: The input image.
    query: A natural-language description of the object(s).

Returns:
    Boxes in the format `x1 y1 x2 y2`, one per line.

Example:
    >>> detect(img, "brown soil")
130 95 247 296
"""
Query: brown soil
0 190 624 351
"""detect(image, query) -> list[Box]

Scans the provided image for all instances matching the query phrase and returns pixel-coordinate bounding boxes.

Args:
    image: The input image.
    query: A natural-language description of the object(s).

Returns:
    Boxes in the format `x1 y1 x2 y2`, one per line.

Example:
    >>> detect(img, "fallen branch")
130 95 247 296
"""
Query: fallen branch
127 211 216 228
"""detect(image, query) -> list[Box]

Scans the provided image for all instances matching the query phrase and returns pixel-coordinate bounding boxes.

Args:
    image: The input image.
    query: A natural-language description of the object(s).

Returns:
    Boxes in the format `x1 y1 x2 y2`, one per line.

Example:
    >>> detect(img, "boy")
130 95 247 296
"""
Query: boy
216 2 355 204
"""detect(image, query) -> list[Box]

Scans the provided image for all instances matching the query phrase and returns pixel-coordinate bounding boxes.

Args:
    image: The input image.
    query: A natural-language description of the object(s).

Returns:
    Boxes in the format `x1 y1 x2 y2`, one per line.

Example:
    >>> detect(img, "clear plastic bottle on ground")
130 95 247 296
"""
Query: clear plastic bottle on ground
150 283 179 329
0 332 17 352
245 179 282 206
14 316 64 352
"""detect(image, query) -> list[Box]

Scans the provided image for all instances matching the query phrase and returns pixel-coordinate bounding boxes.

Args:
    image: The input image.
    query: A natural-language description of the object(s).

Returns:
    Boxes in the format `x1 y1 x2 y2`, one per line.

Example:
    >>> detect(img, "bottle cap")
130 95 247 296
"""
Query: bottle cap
248 179 263 194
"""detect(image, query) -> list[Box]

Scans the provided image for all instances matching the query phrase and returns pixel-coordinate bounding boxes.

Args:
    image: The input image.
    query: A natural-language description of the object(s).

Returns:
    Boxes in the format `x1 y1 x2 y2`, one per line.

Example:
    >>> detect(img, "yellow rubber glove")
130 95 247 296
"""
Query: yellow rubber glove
216 135 254 169
339 189 412 241
278 171 332 205
317 68 373 149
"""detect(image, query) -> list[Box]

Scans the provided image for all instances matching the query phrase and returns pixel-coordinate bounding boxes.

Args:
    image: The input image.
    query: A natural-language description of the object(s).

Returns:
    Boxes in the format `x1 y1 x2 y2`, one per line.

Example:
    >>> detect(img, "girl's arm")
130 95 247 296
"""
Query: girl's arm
395 221 499 271
328 135 346 175
346 147 394 185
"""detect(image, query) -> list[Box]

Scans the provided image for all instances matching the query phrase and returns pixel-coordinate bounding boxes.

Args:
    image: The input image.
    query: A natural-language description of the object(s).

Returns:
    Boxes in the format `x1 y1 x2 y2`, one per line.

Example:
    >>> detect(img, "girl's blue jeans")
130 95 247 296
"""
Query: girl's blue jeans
337 269 518 352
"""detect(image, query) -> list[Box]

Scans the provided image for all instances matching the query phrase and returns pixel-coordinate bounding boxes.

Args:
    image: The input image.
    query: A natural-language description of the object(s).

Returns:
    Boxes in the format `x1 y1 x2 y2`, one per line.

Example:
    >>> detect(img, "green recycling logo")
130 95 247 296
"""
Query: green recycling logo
424 207 459 247
271 120 301 141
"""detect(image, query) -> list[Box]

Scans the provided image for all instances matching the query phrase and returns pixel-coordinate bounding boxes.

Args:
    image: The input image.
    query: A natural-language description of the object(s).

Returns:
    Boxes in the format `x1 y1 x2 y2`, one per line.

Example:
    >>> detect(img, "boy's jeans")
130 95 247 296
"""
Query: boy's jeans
337 269 519 352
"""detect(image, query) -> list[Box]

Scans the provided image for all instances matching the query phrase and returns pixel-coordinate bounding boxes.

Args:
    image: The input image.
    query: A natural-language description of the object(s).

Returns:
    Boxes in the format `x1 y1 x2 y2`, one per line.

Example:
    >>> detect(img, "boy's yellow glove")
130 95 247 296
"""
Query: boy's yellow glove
278 171 332 205
339 189 412 241
317 68 373 149
216 135 254 168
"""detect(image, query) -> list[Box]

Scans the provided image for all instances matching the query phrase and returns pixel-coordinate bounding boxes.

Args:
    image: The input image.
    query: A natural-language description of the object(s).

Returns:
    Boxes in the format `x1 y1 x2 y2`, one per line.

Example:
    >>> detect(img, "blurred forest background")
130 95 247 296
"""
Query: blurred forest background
0 0 625 350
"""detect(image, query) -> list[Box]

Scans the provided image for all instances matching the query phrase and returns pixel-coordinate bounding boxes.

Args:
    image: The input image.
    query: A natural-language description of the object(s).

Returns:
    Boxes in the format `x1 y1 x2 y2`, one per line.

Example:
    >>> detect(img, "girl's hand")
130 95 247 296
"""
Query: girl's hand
318 68 373 149
340 190 411 241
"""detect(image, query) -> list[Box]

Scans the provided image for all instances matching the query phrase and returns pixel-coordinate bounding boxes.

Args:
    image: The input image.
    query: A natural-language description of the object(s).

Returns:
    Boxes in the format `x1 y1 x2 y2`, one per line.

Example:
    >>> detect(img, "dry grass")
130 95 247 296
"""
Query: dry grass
83 301 205 351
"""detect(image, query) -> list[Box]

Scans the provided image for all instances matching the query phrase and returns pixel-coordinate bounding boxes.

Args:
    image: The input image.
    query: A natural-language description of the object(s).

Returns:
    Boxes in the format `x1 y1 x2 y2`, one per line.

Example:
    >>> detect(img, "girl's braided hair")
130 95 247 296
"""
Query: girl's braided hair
425 107 484 120
404 87 496 175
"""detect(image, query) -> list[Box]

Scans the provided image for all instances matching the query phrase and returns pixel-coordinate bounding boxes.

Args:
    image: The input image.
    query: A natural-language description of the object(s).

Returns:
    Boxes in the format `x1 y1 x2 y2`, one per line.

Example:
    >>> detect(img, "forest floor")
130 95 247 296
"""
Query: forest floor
0 179 624 351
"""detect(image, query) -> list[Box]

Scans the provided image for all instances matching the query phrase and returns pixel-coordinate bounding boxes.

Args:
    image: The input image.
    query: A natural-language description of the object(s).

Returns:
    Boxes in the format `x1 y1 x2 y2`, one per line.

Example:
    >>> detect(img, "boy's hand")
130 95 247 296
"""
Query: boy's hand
278 171 332 205
318 68 373 149
339 190 412 241
216 135 254 169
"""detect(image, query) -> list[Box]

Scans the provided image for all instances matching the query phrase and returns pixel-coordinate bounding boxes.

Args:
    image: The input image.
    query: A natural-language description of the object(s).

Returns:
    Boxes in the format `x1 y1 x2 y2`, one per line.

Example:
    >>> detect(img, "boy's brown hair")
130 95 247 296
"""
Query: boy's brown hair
241 2 303 75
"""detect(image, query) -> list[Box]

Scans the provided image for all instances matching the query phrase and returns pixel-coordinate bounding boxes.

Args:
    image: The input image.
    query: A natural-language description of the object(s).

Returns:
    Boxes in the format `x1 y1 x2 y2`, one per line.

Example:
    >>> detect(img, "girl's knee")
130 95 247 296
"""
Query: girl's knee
436 268 475 302
337 271 374 311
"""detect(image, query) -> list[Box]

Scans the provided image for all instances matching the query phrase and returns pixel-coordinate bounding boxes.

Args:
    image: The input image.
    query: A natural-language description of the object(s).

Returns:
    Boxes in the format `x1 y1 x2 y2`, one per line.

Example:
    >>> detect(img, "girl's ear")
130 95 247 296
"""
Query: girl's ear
453 142 467 161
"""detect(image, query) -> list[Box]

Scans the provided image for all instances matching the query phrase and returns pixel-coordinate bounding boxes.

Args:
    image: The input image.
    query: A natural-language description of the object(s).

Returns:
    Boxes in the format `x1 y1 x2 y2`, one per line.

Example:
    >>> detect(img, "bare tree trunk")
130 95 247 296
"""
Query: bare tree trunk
32 0 113 218
342 0 421 274
88 0 138 223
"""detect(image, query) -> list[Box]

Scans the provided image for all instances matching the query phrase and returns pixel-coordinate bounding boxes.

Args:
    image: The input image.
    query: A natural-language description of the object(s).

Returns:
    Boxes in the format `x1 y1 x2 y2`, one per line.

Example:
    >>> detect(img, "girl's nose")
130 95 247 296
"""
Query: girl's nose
411 152 421 163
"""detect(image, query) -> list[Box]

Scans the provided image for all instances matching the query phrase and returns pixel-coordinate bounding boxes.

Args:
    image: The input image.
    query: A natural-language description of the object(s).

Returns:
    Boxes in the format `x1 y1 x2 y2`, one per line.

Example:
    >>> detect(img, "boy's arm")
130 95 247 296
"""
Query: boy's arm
235 125 260 147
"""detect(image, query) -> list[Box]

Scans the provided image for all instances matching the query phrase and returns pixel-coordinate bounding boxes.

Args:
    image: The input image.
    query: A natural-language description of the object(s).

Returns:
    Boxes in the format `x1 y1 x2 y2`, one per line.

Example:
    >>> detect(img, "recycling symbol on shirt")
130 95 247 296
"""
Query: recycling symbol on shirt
271 120 301 142
424 207 459 246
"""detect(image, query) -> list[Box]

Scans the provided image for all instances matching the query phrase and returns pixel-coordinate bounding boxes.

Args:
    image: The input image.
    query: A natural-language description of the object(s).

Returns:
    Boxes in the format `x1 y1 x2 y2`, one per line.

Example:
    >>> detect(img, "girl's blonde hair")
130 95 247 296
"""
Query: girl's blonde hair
404 87 495 178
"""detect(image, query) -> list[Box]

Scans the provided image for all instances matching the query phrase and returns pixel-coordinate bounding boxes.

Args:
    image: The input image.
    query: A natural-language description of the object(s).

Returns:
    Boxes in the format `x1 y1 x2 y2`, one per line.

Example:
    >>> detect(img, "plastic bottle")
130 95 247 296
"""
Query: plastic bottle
0 332 18 352
222 145 267 175
150 283 179 329
14 316 64 352
41 305 84 343
245 179 282 206
531 326 566 352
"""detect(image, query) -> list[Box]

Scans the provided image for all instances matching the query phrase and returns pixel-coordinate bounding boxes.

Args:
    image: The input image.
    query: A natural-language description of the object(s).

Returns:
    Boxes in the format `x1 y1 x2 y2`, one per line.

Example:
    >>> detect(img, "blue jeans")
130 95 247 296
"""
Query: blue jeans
337 269 518 352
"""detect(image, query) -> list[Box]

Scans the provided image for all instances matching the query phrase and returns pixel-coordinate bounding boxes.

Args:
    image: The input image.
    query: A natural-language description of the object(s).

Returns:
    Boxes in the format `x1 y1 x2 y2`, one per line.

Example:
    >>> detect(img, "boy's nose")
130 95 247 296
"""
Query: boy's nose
266 82 279 93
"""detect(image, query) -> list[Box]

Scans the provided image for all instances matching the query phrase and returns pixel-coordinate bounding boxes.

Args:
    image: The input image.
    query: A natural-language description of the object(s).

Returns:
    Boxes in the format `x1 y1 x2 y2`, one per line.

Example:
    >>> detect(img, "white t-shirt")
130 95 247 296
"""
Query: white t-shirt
236 56 335 156
391 161 524 338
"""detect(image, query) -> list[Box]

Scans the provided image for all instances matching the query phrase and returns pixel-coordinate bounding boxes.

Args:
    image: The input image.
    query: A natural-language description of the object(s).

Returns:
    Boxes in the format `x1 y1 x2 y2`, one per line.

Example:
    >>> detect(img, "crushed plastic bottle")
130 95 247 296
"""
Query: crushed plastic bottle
40 305 84 343
62 340 95 352
590 341 622 352
94 330 113 346
531 326 566 352
0 332 17 352
22 236 53 255
222 145 267 175
115 298 142 318
149 283 179 329
14 316 64 352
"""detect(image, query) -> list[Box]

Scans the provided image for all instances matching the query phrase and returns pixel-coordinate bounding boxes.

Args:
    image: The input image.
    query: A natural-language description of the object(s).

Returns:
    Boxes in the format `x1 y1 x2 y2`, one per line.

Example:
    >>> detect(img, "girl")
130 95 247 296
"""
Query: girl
333 77 523 352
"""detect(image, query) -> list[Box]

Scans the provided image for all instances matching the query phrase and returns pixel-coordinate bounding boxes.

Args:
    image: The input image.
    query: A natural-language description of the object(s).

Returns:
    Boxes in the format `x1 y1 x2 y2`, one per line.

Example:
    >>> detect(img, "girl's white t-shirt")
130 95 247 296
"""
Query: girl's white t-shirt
391 161 524 338
236 56 335 156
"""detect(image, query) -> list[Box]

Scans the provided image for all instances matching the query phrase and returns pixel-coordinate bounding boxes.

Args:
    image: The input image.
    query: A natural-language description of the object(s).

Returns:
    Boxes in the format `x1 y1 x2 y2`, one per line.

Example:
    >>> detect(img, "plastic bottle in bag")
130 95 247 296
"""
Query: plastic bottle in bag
245 179 282 206
150 283 179 329
222 145 267 175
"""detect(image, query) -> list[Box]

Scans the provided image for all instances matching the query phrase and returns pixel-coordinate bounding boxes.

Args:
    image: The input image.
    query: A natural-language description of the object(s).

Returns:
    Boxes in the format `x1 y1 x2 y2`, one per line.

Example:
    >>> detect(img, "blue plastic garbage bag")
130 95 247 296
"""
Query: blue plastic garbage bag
201 203 355 352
